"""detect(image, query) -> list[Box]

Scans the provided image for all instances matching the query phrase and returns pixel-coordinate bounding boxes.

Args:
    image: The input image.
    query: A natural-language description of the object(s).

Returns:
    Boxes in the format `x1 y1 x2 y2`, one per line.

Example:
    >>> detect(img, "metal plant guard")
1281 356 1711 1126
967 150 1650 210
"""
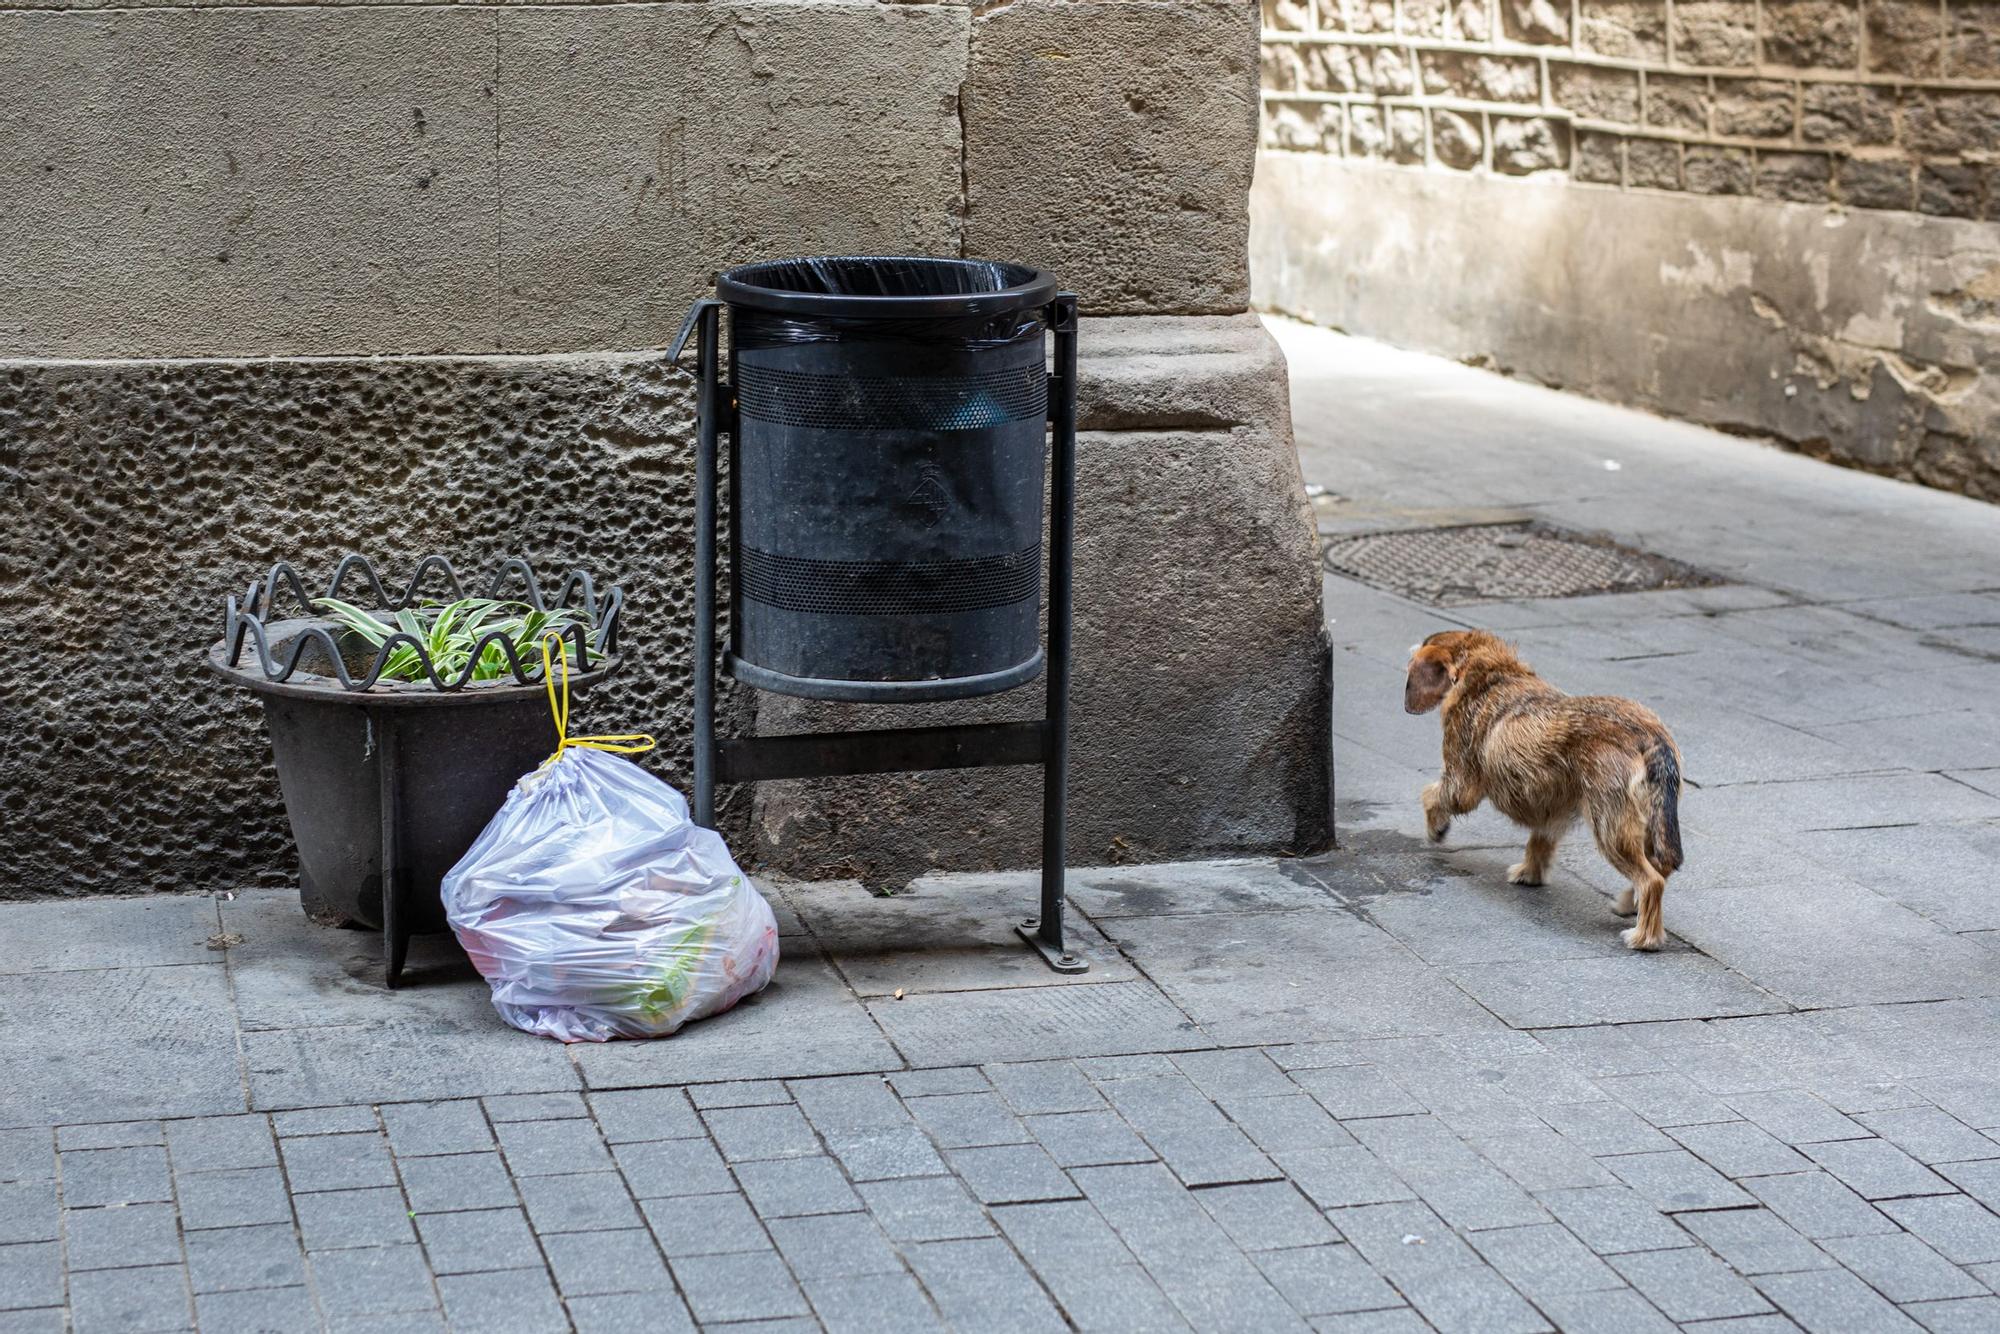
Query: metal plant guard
209 555 623 986
674 257 1085 972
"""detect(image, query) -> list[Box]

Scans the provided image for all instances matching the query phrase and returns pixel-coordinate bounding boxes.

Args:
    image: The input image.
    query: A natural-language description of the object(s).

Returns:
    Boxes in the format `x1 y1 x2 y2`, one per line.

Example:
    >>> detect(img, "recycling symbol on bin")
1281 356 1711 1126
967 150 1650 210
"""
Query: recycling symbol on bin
907 463 951 529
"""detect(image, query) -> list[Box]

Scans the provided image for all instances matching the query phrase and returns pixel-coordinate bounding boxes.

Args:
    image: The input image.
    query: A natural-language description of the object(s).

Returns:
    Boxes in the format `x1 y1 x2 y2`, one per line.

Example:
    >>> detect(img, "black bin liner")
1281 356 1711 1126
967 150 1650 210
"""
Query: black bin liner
710 256 1060 703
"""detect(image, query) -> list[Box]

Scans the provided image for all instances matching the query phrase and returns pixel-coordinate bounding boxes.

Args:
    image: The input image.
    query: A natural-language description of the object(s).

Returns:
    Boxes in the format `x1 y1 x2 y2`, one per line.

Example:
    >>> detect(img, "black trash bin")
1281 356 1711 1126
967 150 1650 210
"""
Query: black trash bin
675 256 1086 971
715 257 1058 701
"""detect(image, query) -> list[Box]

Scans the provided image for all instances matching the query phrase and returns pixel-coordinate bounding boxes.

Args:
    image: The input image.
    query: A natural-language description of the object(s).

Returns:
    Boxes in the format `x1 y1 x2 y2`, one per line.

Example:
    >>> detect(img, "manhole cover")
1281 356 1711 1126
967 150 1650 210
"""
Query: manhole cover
1321 522 1720 606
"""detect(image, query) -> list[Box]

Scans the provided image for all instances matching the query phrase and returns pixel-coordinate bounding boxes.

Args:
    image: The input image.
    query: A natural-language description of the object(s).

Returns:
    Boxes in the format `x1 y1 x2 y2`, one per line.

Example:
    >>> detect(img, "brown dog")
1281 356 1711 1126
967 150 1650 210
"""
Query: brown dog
1405 630 1684 950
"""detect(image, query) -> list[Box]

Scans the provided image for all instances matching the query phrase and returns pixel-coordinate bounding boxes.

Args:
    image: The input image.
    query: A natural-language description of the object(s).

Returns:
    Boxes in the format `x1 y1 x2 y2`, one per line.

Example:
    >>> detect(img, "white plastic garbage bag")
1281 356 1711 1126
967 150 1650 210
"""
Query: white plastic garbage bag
442 746 780 1042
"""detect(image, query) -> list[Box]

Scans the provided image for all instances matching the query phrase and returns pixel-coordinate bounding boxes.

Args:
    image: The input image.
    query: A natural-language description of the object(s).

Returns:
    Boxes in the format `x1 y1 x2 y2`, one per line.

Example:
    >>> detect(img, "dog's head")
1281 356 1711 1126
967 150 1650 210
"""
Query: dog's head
1404 630 1501 715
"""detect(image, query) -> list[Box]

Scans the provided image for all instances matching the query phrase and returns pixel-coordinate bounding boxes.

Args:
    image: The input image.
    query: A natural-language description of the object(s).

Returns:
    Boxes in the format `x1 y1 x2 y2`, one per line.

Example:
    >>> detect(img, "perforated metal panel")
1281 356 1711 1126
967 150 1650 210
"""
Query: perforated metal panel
736 364 1047 432
738 544 1042 616
1321 522 1718 606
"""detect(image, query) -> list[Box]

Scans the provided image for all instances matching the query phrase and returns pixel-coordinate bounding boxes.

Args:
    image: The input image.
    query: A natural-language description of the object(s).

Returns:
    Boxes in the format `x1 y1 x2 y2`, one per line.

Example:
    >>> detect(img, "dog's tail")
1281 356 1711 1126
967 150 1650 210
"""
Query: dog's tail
1637 740 1684 874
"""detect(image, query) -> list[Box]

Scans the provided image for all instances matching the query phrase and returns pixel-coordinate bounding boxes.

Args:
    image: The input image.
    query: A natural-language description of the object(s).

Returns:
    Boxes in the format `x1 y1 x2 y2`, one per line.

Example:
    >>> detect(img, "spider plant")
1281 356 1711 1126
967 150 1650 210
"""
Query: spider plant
313 597 594 684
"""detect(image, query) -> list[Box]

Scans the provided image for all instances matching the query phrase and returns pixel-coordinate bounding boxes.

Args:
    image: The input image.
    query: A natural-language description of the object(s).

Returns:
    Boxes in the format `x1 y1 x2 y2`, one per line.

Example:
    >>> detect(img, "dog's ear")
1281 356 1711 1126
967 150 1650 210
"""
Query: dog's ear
1405 653 1453 715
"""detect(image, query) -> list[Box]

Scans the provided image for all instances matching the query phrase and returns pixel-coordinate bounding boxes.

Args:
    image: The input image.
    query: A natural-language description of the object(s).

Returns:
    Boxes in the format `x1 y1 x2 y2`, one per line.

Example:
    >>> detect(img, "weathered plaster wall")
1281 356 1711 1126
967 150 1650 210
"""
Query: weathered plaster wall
2 0 1331 897
1254 0 2000 499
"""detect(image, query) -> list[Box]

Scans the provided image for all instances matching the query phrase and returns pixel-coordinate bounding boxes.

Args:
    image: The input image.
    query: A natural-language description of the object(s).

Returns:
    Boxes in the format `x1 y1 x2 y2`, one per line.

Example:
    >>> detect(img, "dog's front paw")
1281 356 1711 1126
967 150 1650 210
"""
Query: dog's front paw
1425 818 1451 845
1421 784 1451 844
1621 926 1663 952
1507 862 1545 887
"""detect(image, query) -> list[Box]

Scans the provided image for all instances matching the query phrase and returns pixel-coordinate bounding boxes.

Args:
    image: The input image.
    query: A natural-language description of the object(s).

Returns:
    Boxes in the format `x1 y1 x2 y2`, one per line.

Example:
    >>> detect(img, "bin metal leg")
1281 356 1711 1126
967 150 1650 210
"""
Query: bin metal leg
692 301 721 830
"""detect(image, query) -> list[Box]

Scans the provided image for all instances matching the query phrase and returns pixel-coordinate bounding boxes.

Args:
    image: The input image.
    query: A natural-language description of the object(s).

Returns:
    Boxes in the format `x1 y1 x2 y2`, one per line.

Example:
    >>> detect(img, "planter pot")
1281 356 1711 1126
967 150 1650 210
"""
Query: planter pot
207 558 623 985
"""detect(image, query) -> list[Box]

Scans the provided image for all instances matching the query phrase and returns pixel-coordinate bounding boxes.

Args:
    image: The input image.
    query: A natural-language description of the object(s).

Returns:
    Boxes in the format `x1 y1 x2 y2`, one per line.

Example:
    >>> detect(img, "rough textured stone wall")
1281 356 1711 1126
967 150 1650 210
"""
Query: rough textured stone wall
3 0 1330 898
1256 0 2000 498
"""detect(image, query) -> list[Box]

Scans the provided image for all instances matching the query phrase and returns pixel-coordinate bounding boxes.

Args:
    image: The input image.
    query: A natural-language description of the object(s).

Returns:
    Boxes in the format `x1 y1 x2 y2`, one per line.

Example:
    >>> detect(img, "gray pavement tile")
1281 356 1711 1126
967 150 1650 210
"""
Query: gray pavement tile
906 1238 1074 1333
1602 1149 1755 1212
574 955 901 1086
1680 1209 1832 1275
886 1068 990 1098
733 1156 862 1218
1536 1101 1677 1156
61 1146 171 1208
293 1186 414 1250
1345 1115 1483 1178
1467 1127 1617 1192
163 1118 275 1174
279 1131 397 1193
482 1093 587 1123
66 1263 190 1334
1447 956 1786 1028
1742 1171 1898 1239
1697 771 2000 831
398 1151 518 1215
1470 1222 1623 1301
640 1193 770 1258
192 1283 316 1333
1396 1264 1552 1334
1755 1268 1925 1333
0 1242 61 1312
804 1272 945 1334
702 1104 821 1163
271 1108 379 1138
1820 1232 1988 1302
1881 1195 2000 1265
435 1268 570 1334
1671 1122 1814 1179
821 1123 949 1181
1220 1094 1359 1154
494 1118 613 1177
380 1101 494 1158
1198 1181 1340 1252
1910 1077 2000 1132
541 1227 671 1297
58 1122 163 1151
668 1250 811 1324
944 1144 1079 1206
1531 1287 1678 1334
1363 870 1638 967
64 1201 183 1270
904 1092 1032 1149
1171 1048 1299 1101
0 1132 53 1186
1107 912 1503 1045
1275 1145 1416 1211
689 1081 791 1110
990 1199 1134 1275
1529 1022 1702 1081
1290 1066 1427 1121
584 1088 703 1144
1907 1296 2000 1332
1308 1311 1432 1334
414 1206 542 1276
1255 1244 1404 1317
611 1137 734 1200
0 898 218 975
1963 1258 2000 1291
1610 1247 1773 1322
183 1223 305 1295
1098 1075 1282 1186
565 1291 696 1334
857 1176 994 1243
984 1061 1104 1115
1536 1186 1692 1255
1941 1159 2000 1213
1035 1262 1189 1332
242 1021 578 1111
788 1074 909 1132
766 1212 903 1282
1401 1162 1550 1232
1066 859 1338 919
1326 1200 1481 1279
1598 1072 1739 1128
0 1312 65 1334
515 1171 642 1235
1024 1111 1156 1169
175 1168 292 1231
1801 1137 1955 1199
1727 1090 1871 1146
1862 1108 2000 1166
1788 824 2000 933
870 979 1212 1067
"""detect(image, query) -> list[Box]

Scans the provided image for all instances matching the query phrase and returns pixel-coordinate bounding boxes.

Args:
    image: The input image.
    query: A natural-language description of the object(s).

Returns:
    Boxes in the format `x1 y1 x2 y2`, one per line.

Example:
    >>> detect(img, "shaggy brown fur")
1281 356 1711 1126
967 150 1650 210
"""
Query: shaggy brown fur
1405 630 1684 951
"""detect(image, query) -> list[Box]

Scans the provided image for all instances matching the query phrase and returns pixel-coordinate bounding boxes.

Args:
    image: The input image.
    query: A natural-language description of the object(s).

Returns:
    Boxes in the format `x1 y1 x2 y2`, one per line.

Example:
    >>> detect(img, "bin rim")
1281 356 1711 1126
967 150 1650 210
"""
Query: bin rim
715 256 1060 321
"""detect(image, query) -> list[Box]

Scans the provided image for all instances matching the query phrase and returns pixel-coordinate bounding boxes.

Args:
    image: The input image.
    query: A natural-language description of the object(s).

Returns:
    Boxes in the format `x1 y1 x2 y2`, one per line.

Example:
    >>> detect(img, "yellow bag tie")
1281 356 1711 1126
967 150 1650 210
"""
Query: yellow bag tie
541 635 656 764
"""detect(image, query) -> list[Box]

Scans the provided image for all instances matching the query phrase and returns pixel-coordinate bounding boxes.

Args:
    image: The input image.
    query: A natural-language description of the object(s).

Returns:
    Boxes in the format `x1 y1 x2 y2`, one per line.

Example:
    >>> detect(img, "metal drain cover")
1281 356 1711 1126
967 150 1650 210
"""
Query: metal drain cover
1321 522 1719 606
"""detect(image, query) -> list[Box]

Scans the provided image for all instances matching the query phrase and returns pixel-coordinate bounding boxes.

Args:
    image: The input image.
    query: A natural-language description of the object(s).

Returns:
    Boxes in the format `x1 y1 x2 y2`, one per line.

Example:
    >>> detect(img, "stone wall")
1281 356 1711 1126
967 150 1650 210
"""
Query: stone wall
2 0 1332 899
1255 0 2000 499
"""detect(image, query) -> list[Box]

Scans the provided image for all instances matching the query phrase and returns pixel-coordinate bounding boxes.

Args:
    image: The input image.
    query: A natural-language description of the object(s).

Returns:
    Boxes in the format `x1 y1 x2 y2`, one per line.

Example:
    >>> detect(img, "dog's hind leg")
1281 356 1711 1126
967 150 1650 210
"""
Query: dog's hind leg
1594 802 1667 949
1509 825 1563 887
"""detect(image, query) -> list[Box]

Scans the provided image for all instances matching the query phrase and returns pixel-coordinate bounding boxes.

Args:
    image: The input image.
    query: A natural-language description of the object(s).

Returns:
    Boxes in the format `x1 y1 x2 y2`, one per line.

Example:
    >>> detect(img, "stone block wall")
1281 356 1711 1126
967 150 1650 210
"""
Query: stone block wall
1255 0 2000 497
3 0 1331 899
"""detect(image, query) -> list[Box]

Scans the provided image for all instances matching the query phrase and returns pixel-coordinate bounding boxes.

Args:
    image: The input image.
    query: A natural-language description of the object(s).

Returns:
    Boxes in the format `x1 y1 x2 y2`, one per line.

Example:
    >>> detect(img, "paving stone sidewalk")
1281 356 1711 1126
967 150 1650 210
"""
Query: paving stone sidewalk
7 321 2000 1332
